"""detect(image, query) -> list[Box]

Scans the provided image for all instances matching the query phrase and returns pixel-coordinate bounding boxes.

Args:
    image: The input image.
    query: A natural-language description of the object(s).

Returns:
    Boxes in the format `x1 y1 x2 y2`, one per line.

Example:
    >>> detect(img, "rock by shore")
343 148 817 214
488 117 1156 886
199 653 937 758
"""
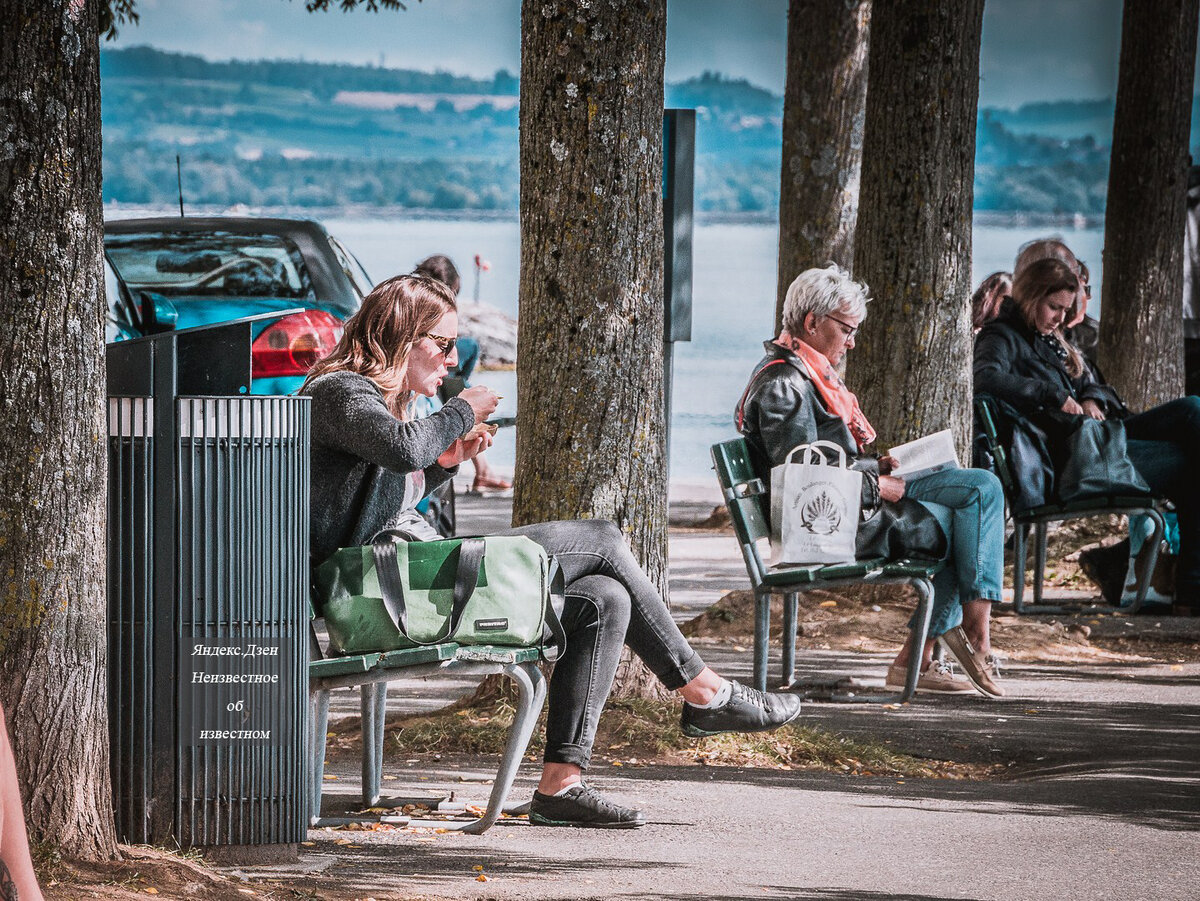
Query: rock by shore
458 300 517 369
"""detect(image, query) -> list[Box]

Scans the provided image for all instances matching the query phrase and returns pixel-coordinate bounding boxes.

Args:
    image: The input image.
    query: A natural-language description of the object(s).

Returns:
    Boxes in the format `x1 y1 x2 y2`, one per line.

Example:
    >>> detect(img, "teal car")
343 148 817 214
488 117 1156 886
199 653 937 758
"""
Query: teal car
104 217 372 394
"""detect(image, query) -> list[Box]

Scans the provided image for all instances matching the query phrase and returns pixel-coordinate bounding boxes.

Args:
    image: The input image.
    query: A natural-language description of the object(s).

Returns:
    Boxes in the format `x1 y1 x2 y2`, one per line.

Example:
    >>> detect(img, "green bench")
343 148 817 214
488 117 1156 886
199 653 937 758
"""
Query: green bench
711 438 943 702
974 395 1165 614
308 623 547 834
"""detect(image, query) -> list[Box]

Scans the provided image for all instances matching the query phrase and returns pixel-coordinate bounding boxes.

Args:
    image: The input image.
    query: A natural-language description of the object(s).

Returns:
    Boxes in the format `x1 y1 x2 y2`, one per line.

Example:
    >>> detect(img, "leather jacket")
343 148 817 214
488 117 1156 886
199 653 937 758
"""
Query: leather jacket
974 300 1123 418
737 342 947 562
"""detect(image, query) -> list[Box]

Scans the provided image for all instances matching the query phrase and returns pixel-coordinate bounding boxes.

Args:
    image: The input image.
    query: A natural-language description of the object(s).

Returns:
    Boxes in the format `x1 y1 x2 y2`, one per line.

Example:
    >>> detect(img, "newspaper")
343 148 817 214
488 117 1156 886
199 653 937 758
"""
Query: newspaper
888 428 960 482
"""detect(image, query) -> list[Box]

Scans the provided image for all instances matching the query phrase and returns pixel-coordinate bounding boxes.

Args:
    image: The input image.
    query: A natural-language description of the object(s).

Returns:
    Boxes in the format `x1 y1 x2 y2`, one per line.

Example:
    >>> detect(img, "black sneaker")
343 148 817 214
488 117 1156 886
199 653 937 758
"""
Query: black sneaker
680 680 802 738
528 782 647 829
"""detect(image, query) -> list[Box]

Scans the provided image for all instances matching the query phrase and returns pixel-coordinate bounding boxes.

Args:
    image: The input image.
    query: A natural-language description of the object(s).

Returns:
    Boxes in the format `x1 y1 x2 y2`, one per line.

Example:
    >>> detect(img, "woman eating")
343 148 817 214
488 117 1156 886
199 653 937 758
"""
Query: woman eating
301 274 802 829
738 264 1007 699
974 257 1200 614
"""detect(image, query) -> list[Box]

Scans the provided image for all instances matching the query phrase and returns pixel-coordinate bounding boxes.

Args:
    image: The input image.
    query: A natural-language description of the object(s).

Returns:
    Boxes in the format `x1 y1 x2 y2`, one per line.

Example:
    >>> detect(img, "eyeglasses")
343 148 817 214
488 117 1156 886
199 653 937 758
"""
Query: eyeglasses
422 332 457 357
824 314 859 340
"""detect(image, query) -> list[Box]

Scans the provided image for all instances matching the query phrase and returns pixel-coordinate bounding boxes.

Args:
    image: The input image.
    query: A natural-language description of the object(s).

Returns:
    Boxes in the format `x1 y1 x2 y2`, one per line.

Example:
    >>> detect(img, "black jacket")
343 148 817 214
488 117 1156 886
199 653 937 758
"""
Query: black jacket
737 342 946 562
974 300 1118 416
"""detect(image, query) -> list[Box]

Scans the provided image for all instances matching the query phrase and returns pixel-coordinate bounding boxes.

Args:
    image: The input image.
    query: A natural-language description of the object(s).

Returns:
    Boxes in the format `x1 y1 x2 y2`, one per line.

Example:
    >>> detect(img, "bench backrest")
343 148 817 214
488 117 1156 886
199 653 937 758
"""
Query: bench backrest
974 395 1016 499
711 438 772 583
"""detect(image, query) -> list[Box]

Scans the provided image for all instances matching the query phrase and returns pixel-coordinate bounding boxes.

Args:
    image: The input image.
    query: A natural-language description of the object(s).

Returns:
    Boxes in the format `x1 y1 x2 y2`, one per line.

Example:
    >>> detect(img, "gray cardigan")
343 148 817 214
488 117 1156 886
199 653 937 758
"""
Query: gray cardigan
302 370 476 562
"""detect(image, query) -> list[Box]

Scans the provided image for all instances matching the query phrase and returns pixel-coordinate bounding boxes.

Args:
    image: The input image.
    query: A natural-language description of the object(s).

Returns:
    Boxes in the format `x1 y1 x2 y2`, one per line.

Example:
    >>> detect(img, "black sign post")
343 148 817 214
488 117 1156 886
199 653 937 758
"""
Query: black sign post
663 108 696 458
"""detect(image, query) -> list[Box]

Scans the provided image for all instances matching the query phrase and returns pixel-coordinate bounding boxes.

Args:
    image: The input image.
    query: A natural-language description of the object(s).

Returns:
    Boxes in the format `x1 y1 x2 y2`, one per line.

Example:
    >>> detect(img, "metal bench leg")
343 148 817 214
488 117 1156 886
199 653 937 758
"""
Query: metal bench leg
898 577 934 703
361 681 388 807
461 660 547 835
753 590 771 692
308 687 331 826
1128 508 1166 614
1033 523 1049 605
1013 524 1029 613
781 592 799 688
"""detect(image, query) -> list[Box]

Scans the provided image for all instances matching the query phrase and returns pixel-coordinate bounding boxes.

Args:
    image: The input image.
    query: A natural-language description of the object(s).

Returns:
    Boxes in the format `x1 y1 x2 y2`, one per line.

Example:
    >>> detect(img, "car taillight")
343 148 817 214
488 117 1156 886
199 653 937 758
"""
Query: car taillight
251 310 343 378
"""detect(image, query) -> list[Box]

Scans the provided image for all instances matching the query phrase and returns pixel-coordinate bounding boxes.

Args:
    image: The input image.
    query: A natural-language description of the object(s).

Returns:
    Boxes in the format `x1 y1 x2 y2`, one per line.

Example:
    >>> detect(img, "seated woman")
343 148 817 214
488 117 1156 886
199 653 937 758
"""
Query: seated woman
737 265 1007 699
974 257 1200 615
300 275 802 829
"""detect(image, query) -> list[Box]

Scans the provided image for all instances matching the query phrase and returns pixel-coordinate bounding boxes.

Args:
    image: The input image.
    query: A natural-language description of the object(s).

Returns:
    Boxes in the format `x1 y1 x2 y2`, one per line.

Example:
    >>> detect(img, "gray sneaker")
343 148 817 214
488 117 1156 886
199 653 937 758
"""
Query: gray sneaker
680 680 802 738
940 627 1005 698
528 782 646 829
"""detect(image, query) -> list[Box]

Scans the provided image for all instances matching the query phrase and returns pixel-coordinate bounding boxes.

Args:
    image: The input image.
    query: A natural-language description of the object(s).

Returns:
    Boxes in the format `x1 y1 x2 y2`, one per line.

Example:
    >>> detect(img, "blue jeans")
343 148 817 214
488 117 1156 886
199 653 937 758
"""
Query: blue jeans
496 520 707 769
904 467 1005 636
1124 396 1200 594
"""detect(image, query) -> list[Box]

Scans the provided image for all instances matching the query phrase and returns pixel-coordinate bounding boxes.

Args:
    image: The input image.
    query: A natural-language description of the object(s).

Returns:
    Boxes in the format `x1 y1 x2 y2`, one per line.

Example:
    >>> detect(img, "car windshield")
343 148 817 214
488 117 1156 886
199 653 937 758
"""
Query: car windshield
328 235 375 299
105 231 317 301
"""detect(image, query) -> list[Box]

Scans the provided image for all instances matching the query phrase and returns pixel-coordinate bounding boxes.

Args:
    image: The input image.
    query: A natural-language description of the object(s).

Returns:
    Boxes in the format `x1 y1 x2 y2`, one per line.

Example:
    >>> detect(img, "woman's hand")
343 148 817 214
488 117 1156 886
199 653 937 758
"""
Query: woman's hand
1061 397 1085 416
1081 399 1106 420
437 430 493 468
878 474 906 503
878 454 900 476
458 385 499 425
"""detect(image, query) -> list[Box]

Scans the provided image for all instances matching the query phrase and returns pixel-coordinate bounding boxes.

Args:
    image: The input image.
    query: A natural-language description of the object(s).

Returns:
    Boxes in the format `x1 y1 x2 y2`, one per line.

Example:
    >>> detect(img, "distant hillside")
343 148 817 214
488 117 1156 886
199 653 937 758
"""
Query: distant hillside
99 46 1200 217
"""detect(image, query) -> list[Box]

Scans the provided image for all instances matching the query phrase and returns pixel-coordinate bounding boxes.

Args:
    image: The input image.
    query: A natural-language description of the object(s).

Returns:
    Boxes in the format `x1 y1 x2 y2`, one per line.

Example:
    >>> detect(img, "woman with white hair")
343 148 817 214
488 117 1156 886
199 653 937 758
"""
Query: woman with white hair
737 265 1008 698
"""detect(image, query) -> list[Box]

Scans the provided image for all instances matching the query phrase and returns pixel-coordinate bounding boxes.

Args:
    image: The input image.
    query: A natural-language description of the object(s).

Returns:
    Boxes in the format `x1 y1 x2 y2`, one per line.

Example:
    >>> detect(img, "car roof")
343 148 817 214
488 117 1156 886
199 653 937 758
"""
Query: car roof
103 216 330 239
103 216 359 311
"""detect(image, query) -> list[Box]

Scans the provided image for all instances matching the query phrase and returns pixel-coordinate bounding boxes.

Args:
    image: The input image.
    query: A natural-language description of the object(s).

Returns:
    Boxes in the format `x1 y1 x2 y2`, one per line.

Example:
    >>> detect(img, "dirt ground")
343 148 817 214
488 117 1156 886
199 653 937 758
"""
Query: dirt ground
684 509 1200 664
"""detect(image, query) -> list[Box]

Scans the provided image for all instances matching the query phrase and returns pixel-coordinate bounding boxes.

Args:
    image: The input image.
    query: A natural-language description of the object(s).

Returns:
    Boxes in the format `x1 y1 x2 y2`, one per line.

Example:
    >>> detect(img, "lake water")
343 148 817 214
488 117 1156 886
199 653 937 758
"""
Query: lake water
325 216 1105 483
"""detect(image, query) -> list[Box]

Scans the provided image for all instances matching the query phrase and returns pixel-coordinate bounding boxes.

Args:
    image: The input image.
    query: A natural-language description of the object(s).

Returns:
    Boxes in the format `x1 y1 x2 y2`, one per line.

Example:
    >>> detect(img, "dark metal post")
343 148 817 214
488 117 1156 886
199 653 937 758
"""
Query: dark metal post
663 109 696 459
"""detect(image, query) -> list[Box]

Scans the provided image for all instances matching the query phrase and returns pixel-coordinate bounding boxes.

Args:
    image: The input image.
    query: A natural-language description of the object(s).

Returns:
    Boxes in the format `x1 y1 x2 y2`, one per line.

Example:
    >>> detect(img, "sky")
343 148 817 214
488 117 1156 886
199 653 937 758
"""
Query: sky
113 0 1168 110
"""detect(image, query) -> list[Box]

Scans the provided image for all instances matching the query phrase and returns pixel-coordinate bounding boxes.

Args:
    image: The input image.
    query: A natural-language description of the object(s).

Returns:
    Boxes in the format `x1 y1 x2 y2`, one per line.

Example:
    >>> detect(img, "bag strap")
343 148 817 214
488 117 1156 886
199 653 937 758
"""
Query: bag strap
540 557 568 662
735 358 788 432
371 535 486 647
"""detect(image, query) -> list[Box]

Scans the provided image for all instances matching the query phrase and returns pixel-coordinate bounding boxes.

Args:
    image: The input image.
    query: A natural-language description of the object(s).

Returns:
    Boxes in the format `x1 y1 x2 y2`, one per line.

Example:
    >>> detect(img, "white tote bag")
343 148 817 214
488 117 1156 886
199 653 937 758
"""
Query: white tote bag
770 440 862 565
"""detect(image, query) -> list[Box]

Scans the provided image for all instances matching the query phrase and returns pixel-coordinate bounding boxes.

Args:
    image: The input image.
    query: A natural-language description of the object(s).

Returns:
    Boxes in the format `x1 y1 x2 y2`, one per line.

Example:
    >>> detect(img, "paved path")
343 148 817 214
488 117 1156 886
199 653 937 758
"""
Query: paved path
274 492 1200 901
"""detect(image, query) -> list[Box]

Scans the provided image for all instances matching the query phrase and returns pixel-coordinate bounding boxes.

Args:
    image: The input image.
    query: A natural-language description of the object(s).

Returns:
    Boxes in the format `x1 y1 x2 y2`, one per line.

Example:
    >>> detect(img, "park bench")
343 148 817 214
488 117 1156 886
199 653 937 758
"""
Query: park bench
974 395 1165 614
711 438 942 702
308 616 547 834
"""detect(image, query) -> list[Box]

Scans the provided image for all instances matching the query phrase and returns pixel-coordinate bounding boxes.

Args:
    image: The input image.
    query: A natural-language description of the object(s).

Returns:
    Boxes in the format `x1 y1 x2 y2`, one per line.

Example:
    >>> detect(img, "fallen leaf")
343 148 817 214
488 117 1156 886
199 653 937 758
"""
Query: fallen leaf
819 600 838 608
473 865 484 872
476 875 490 883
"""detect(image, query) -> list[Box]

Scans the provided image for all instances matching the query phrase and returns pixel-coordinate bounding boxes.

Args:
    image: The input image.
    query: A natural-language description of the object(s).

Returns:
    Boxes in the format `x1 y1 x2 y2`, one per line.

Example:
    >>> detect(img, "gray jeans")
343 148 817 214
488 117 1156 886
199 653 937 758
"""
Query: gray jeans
497 519 707 769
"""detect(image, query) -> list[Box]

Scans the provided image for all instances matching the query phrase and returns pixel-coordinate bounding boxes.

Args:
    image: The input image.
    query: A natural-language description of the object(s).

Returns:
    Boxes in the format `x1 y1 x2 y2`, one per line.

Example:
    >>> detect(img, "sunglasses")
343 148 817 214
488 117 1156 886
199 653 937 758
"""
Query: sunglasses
423 332 457 357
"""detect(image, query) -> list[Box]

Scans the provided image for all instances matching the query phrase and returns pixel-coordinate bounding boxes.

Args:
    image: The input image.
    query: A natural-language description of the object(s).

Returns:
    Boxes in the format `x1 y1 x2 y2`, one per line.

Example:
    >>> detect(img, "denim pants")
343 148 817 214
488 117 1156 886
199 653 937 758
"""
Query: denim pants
496 519 707 769
1124 396 1200 595
904 467 1006 637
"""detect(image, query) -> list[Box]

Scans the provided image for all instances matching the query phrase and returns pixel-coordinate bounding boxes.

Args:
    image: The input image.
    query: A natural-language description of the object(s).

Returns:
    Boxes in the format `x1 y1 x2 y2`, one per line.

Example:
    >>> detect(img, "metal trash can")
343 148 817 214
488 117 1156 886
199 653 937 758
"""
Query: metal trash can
106 316 309 861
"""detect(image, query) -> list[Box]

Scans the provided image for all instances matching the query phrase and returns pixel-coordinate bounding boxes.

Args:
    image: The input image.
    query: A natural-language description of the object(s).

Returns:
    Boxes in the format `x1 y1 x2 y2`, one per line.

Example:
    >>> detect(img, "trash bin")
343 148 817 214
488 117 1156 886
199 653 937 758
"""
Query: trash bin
106 316 309 862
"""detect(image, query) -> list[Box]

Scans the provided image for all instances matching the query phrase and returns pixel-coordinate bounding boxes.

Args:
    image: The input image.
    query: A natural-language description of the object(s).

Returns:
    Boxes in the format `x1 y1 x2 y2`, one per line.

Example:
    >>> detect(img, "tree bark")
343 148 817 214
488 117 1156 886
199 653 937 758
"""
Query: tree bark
0 0 117 858
1098 0 1199 410
847 0 984 461
515 0 668 699
775 0 871 331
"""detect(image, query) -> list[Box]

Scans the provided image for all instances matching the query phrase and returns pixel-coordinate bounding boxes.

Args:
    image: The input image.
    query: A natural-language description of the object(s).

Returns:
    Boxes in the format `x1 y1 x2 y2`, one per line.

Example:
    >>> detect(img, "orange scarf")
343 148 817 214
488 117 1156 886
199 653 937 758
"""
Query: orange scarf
784 337 877 451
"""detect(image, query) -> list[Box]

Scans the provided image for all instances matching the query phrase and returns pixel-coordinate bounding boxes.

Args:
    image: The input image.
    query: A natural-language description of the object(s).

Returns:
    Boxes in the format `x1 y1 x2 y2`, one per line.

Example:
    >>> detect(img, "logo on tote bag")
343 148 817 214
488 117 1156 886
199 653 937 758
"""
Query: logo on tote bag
793 482 845 535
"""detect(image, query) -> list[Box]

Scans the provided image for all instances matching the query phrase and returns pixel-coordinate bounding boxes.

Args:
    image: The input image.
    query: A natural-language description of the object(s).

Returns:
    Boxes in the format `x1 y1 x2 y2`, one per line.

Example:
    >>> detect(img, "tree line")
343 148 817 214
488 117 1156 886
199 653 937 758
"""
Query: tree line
100 46 1138 216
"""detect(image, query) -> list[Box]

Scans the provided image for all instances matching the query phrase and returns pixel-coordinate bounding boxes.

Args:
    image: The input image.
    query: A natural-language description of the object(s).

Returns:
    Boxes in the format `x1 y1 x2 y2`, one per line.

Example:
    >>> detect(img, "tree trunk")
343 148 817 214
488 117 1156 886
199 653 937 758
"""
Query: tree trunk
515 0 668 699
847 0 984 461
0 0 117 858
1098 0 1199 410
775 0 871 331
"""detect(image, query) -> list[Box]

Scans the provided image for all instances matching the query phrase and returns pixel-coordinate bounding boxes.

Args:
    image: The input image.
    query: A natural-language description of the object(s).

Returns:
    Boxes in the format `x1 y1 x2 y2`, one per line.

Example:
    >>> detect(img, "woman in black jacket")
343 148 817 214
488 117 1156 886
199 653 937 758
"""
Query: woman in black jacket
974 257 1200 613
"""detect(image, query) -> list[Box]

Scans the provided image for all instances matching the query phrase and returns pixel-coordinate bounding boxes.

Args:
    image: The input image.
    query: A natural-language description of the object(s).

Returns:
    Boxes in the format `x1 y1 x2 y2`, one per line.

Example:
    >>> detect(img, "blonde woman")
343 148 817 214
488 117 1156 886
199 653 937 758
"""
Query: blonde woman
301 275 801 828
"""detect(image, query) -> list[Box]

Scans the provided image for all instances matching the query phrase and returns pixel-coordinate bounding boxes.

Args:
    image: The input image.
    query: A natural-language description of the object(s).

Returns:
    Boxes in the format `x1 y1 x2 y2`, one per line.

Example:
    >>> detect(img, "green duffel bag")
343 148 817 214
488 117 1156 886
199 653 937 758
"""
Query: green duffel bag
315 530 566 659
